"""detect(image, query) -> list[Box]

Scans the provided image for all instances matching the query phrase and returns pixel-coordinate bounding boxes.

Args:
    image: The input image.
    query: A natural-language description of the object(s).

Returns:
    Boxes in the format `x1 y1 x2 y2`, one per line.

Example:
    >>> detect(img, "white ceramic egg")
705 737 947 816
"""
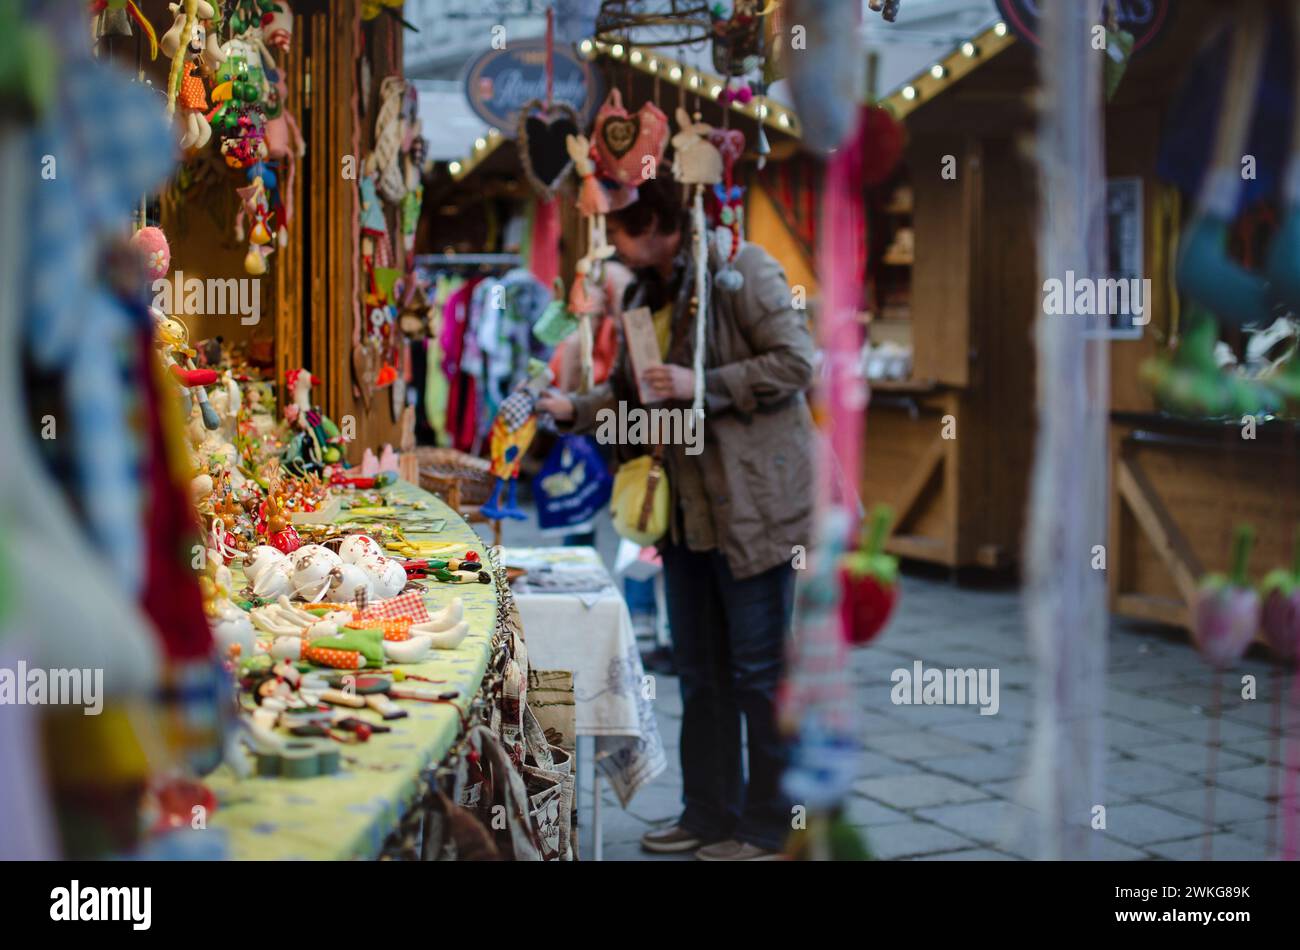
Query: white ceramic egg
360 554 407 599
292 544 341 573
252 564 292 599
338 534 384 564
244 545 288 584
291 558 336 602
325 563 375 604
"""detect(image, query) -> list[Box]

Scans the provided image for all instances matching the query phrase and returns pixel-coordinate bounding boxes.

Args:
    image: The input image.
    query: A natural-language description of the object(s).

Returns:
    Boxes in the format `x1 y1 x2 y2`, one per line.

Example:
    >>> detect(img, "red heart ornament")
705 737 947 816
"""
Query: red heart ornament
593 89 669 186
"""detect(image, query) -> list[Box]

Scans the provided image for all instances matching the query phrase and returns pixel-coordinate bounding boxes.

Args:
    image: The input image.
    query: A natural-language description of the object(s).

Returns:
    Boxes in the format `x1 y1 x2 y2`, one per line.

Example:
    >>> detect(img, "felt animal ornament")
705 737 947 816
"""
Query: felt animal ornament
592 88 669 187
160 0 225 149
236 177 274 275
1261 527 1300 661
282 368 342 468
263 495 301 555
481 359 554 521
226 0 287 76
672 109 726 422
518 98 581 199
838 505 899 646
708 127 747 290
152 307 221 431
91 1 159 59
262 1 295 56
1194 524 1261 670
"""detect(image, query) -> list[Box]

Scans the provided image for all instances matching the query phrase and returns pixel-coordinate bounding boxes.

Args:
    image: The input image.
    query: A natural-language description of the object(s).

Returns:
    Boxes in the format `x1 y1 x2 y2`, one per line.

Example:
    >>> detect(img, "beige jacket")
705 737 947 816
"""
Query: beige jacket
568 242 815 579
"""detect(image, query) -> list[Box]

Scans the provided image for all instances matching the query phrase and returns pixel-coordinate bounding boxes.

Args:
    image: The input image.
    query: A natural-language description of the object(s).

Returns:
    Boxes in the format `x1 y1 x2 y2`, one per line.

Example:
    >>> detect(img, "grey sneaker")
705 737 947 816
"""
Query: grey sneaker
640 825 706 854
695 839 785 861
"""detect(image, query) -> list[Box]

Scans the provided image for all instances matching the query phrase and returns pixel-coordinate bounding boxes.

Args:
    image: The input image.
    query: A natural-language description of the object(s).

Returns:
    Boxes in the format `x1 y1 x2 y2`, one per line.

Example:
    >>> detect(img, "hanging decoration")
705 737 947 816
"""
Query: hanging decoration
481 360 555 522
159 0 225 149
594 0 712 47
90 1 159 58
708 125 746 289
518 99 582 200
671 108 724 423
592 88 669 187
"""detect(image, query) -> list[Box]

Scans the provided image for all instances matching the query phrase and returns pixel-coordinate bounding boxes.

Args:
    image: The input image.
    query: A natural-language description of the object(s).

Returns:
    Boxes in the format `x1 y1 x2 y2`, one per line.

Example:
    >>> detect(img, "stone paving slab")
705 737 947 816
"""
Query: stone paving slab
866 822 979 860
1100 803 1207 846
855 773 991 810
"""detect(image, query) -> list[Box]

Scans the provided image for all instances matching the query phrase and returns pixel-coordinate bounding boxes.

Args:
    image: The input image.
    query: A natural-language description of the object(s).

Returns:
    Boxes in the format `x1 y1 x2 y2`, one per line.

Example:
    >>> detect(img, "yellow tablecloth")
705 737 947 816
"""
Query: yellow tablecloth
205 481 497 860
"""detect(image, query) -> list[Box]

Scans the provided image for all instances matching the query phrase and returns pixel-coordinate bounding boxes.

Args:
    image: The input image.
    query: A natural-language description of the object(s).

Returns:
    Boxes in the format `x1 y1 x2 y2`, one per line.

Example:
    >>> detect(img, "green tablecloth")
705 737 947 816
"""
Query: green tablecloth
205 481 498 860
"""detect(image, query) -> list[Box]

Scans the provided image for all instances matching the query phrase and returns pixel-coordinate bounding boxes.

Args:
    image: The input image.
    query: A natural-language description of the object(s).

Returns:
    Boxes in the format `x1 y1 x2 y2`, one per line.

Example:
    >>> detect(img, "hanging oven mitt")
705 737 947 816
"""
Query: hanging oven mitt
838 505 899 647
1175 6 1271 329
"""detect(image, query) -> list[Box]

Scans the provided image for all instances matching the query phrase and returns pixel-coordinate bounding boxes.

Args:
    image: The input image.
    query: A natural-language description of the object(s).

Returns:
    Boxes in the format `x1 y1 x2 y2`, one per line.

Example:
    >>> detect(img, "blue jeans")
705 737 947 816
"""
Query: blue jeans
661 544 794 851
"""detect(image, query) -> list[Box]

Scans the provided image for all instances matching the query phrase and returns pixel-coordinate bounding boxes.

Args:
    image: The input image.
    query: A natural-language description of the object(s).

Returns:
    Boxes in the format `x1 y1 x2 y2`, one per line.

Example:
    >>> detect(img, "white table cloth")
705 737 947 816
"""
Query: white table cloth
507 546 666 806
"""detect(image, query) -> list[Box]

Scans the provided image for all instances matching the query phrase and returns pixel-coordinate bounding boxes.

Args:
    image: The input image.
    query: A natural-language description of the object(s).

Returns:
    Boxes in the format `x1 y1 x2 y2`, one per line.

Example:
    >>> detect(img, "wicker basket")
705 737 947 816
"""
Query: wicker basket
417 447 496 508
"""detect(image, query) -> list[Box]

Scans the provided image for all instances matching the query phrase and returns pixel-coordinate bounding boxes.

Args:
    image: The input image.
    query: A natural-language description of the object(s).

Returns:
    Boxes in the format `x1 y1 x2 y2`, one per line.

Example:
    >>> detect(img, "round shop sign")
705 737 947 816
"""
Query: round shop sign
993 0 1170 55
462 37 603 133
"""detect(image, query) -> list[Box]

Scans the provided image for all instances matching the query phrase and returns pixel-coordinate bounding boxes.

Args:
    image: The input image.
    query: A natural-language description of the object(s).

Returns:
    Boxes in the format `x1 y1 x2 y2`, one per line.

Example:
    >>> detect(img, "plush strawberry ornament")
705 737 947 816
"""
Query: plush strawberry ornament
838 505 899 646
1193 523 1261 669
1260 527 1300 661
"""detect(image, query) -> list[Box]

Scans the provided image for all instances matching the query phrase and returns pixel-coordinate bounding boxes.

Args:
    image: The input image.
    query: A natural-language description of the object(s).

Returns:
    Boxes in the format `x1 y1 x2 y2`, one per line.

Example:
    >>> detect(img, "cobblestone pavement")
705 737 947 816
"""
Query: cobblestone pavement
583 573 1292 861
483 517 1292 861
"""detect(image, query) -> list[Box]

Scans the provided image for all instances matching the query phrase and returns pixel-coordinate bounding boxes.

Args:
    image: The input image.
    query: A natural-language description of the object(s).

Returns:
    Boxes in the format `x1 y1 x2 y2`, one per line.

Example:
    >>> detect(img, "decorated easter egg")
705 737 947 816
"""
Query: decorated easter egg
325 563 375 604
339 534 384 564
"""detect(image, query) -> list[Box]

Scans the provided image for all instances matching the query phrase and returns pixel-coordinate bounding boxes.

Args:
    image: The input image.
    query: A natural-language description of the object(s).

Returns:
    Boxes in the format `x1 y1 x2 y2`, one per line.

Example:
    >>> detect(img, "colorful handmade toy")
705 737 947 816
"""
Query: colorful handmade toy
1193 524 1261 669
481 359 554 521
1261 528 1300 660
159 0 225 149
838 506 899 647
708 127 747 290
282 368 342 468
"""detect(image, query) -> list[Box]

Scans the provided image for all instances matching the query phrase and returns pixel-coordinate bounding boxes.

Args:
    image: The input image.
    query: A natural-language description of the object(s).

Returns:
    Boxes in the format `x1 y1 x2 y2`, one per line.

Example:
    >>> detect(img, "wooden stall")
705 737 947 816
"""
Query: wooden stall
859 4 1300 637
857 22 1035 570
148 0 409 463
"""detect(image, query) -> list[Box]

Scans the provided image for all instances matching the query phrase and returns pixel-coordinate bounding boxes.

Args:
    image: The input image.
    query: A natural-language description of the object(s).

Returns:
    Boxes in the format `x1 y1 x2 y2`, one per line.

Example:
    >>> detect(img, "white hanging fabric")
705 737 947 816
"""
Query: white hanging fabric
1021 0 1111 859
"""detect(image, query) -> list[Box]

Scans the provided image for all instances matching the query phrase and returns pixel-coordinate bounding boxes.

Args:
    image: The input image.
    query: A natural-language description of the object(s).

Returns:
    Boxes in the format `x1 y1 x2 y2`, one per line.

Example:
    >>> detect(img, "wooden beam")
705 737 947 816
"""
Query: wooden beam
1115 592 1190 630
890 435 946 534
1115 453 1204 608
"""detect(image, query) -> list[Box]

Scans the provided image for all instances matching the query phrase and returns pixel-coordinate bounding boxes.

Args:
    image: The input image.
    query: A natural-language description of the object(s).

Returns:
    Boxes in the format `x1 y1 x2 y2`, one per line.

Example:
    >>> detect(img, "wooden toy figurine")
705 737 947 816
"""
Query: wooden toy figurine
481 360 554 521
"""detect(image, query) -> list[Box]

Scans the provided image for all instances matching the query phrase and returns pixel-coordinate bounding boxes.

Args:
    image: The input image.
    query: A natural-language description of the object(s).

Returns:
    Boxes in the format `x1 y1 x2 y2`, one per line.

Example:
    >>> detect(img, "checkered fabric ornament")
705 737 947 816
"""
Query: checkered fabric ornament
497 390 534 433
357 590 430 624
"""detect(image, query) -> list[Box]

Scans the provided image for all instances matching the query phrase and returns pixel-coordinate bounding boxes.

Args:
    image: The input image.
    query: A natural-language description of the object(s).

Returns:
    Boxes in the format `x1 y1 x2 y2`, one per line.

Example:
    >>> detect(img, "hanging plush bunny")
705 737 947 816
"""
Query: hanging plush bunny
567 132 616 391
160 0 225 149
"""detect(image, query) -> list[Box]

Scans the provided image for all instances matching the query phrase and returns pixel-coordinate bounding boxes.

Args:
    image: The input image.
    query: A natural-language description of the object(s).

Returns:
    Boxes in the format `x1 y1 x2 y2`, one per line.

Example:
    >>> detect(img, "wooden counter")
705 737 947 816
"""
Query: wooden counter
1109 412 1300 631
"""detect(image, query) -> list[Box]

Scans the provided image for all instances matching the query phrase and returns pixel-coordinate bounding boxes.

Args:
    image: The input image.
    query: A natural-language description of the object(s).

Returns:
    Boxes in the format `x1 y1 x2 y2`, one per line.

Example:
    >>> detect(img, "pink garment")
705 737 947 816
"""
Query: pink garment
440 278 482 453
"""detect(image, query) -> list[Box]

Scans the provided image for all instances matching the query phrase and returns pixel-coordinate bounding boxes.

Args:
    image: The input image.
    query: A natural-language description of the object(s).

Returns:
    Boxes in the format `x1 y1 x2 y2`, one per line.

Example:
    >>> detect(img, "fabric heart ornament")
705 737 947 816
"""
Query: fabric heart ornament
517 99 580 199
593 89 668 186
708 127 746 169
351 341 379 411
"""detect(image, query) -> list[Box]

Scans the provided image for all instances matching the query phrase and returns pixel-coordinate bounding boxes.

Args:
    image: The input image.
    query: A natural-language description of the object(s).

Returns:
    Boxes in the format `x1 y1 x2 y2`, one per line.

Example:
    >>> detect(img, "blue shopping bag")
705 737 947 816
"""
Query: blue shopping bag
532 435 612 530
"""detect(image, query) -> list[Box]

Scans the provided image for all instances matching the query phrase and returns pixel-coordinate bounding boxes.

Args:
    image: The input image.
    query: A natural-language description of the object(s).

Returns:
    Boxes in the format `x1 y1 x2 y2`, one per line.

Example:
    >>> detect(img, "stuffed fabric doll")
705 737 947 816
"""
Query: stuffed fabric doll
481 360 554 521
160 0 225 148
